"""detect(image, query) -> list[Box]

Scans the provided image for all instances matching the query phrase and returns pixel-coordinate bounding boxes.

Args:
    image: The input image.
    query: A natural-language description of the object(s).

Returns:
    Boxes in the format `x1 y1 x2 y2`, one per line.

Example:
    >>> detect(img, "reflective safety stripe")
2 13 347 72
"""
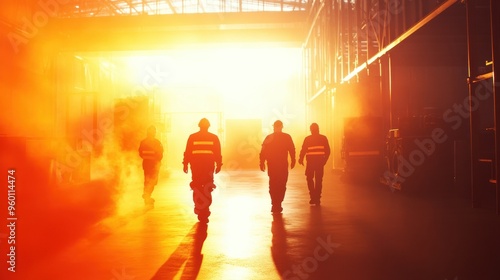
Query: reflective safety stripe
194 141 214 145
306 151 325 155
193 150 214 154
192 139 215 155
308 146 324 150
307 145 325 155
142 155 156 159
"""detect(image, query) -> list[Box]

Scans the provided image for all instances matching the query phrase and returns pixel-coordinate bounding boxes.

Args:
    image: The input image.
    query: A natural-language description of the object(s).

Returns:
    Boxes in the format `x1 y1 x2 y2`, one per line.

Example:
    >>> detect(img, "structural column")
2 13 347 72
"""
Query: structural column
491 0 500 214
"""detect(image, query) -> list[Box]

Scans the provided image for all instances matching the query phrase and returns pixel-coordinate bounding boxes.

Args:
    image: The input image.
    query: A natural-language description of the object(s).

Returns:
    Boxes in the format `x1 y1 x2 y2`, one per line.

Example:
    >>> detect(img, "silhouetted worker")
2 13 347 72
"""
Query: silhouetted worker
138 125 163 207
183 118 222 223
298 123 330 205
260 120 296 214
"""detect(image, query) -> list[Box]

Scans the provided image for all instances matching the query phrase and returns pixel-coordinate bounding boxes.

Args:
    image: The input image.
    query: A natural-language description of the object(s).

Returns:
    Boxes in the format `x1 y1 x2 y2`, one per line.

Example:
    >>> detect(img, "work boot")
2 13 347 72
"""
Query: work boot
310 198 322 206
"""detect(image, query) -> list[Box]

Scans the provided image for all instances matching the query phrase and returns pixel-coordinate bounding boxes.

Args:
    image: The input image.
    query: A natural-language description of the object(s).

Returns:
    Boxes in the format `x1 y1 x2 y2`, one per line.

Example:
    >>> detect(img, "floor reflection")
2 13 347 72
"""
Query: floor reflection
16 169 500 280
151 222 208 280
221 196 259 259
307 205 330 278
309 205 323 236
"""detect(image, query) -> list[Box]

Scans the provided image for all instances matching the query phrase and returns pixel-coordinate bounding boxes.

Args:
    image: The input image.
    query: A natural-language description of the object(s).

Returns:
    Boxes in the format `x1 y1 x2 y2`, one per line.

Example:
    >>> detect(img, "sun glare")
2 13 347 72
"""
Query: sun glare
75 47 304 168
221 196 262 259
118 47 301 119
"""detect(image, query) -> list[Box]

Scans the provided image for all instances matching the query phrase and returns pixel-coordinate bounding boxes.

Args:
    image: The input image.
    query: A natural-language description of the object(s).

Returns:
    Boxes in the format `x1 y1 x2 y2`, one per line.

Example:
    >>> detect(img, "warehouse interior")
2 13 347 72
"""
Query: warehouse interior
0 0 499 279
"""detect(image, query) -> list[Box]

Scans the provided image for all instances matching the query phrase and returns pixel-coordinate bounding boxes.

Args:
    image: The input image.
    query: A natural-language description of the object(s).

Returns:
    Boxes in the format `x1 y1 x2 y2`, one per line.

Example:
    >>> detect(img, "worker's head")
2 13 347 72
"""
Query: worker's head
198 118 210 130
273 120 283 133
310 123 319 135
147 125 156 138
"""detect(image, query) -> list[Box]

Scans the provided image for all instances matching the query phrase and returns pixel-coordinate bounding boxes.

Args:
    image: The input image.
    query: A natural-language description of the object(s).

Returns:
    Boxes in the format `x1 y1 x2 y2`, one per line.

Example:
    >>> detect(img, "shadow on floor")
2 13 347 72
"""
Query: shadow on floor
271 213 293 278
151 222 208 280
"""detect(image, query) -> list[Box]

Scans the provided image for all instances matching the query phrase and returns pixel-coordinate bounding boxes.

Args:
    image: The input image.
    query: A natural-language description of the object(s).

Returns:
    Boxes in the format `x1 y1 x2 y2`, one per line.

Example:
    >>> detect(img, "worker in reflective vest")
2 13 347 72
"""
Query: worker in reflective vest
138 125 164 207
298 123 330 205
183 118 222 223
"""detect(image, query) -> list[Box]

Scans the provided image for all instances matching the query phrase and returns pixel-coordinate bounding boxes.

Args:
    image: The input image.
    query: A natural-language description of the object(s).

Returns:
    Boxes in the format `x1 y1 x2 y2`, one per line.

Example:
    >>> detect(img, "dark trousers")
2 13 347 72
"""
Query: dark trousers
143 161 160 200
305 160 324 201
190 162 215 218
268 163 289 208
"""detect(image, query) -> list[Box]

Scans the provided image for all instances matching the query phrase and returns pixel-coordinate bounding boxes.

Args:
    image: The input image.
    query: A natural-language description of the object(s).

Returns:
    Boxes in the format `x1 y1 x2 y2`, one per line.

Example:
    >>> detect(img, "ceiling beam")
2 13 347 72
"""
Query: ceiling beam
341 0 459 83
48 11 306 51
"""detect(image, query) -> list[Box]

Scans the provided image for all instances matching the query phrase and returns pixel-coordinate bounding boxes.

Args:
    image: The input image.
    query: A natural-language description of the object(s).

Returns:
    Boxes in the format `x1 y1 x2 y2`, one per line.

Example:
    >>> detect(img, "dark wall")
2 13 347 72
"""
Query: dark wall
391 3 468 132
388 3 470 194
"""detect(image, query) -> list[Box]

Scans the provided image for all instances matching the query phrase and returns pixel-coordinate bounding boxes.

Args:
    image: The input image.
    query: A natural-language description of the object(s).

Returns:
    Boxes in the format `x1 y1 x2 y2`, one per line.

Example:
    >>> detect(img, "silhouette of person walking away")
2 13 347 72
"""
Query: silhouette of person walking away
260 120 296 214
298 123 330 205
183 118 222 223
138 125 163 208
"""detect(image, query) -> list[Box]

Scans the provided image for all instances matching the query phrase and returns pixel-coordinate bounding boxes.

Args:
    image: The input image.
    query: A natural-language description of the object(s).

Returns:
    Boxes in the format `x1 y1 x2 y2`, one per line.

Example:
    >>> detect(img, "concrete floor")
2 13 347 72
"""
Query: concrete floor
8 168 500 280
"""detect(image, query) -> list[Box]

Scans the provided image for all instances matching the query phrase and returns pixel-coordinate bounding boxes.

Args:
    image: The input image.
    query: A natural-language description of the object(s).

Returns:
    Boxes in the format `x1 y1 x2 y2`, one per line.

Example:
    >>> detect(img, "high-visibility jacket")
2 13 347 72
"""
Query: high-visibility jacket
299 134 330 163
183 131 222 166
138 137 163 169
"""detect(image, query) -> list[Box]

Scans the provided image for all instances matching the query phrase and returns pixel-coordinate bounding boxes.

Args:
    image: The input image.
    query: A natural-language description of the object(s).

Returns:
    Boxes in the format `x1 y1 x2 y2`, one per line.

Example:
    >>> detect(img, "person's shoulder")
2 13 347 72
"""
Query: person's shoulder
262 133 273 144
301 135 311 143
279 133 293 143
204 131 218 139
185 132 196 142
267 132 279 139
139 138 146 147
189 131 200 137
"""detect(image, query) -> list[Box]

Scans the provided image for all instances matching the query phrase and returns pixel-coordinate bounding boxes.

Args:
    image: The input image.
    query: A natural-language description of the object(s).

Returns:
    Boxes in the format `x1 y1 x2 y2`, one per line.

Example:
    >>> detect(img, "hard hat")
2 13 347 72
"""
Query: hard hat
199 118 210 128
273 120 283 128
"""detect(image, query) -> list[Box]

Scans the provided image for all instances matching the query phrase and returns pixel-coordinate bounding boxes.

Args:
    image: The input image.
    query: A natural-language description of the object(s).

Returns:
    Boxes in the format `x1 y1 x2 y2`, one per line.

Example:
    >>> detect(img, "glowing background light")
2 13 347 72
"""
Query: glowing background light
93 46 304 166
